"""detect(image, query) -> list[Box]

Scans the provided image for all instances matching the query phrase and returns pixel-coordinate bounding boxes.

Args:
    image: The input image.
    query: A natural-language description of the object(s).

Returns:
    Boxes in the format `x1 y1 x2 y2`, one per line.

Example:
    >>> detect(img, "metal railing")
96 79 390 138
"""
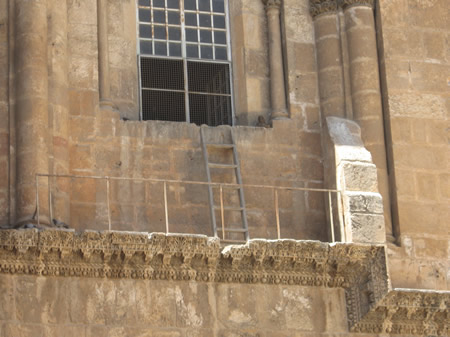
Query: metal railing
35 173 344 242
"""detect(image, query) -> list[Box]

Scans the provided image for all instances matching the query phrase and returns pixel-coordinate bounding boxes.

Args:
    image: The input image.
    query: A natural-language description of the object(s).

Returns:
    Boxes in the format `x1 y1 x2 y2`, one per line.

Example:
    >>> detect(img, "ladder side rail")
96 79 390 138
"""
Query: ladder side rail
230 129 250 240
200 127 218 238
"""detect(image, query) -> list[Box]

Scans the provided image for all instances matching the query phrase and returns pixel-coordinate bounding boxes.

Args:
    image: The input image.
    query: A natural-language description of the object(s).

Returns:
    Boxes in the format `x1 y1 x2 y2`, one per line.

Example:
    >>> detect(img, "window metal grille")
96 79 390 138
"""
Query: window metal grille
138 0 233 126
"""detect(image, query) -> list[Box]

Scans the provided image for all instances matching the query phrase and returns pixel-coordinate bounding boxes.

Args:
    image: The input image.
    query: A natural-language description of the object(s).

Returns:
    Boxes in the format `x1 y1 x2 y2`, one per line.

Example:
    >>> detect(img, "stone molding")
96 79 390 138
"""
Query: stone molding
0 229 448 335
309 0 339 18
309 0 374 18
262 0 282 10
339 0 374 10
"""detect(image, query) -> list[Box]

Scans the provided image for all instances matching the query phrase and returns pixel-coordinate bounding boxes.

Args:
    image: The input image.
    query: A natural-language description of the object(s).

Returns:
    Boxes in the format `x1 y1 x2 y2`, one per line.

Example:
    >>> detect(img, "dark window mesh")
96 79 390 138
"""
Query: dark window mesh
189 93 231 126
140 59 231 126
142 90 186 122
140 57 184 90
187 61 230 94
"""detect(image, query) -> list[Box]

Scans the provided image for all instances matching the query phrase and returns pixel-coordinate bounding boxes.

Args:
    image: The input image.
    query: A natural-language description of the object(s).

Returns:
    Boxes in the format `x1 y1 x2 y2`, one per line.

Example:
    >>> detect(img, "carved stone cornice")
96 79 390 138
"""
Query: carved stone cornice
262 0 282 10
353 290 450 336
0 229 448 335
0 229 379 286
339 0 374 10
309 0 339 18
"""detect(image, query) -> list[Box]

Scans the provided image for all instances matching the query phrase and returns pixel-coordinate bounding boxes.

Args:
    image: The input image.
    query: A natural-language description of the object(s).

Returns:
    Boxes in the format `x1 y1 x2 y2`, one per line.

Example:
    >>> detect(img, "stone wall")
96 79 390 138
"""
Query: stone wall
0 0 326 240
0 0 449 291
63 0 325 240
68 119 327 241
377 0 450 290
0 230 447 337
0 275 352 337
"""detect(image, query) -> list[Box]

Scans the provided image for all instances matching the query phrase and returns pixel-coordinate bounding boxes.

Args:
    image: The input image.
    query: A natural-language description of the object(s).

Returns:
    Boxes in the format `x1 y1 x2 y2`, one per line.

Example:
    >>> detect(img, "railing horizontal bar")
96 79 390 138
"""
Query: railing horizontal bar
36 173 341 194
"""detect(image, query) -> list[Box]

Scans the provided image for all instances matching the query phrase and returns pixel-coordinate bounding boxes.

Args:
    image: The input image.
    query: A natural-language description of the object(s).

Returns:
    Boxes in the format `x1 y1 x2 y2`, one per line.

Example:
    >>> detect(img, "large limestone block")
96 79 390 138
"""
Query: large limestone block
324 117 386 244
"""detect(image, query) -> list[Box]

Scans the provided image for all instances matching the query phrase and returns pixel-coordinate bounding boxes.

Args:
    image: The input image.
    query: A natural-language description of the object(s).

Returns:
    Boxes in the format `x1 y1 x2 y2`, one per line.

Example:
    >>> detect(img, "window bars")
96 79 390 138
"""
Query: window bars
138 0 233 126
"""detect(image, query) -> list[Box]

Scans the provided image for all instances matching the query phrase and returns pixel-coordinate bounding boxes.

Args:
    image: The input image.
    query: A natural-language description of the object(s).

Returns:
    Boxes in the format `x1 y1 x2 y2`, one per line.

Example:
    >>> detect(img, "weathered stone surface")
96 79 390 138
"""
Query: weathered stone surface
0 230 447 335
325 117 386 243
348 213 385 243
346 192 383 214
0 1 449 336
340 162 378 192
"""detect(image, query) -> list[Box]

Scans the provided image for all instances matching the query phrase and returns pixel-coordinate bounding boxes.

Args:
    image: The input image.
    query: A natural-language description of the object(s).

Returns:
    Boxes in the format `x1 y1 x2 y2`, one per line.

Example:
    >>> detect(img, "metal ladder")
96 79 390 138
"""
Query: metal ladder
200 126 249 243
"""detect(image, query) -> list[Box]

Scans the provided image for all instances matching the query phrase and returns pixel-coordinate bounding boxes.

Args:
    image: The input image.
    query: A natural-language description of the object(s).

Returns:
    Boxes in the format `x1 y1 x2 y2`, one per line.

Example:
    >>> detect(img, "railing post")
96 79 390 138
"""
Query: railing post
36 175 40 226
164 181 169 234
338 190 347 242
328 191 335 243
275 188 280 239
106 177 111 231
220 184 225 240
48 176 53 224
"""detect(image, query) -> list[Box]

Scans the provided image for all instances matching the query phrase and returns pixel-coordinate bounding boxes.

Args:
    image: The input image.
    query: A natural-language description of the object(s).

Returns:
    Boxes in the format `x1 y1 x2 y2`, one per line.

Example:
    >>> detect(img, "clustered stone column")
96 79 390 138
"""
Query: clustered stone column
310 0 394 242
14 0 49 223
262 0 289 120
341 0 394 242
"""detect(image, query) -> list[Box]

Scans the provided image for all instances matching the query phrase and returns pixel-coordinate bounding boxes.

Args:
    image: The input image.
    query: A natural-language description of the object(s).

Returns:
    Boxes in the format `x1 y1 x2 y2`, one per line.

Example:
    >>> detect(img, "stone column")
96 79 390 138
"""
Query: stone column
48 0 70 224
310 0 346 119
342 0 394 242
262 0 289 120
14 0 49 223
97 0 115 111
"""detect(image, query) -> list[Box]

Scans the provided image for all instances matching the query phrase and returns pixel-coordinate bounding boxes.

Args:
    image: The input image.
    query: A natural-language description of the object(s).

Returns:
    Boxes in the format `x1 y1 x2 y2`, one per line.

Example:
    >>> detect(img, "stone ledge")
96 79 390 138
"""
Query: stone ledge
0 229 447 335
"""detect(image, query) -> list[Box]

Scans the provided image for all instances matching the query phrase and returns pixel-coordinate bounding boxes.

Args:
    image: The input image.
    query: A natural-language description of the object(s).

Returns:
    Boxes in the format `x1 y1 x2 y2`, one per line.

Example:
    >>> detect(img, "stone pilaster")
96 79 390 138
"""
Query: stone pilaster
48 0 70 224
325 117 386 244
14 0 49 223
342 0 394 243
310 0 346 119
262 0 289 120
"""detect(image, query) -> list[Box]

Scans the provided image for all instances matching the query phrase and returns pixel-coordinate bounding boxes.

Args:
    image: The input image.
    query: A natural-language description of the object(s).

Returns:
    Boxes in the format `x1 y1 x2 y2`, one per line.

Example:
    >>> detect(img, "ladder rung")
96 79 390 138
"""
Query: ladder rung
208 163 237 169
206 143 235 149
214 206 244 212
221 239 247 244
223 228 247 233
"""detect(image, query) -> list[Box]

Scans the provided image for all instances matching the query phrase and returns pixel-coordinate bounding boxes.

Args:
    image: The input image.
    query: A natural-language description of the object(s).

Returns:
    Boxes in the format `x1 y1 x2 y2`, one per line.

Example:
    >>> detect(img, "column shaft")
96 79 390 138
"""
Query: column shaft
313 10 346 119
14 0 49 223
97 0 112 107
263 0 288 120
343 4 394 242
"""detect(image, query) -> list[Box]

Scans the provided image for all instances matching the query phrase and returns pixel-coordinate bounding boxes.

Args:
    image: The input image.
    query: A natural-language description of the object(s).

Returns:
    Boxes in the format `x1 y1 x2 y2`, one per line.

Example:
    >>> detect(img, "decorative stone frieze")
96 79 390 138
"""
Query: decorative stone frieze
339 0 374 10
309 0 339 18
0 229 381 287
0 229 448 335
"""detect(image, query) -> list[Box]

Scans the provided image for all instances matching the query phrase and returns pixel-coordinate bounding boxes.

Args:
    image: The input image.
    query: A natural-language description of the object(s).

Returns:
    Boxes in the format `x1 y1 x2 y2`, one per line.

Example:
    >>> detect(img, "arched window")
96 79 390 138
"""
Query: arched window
138 0 233 126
